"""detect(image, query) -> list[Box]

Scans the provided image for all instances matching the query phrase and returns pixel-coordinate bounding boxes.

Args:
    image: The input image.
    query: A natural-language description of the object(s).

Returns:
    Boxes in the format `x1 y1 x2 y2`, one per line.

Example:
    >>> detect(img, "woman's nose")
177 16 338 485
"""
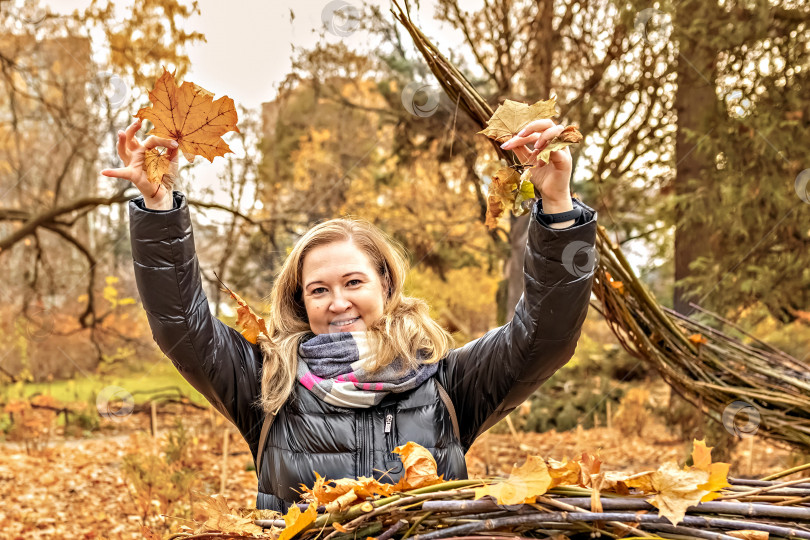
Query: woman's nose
329 293 352 312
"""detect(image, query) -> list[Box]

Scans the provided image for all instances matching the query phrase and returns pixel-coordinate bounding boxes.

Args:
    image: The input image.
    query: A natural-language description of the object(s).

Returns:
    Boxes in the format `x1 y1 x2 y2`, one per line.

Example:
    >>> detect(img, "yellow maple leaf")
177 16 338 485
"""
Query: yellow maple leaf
278 502 318 540
547 458 581 488
624 461 709 525
135 67 239 184
688 439 732 502
473 455 552 505
478 97 559 143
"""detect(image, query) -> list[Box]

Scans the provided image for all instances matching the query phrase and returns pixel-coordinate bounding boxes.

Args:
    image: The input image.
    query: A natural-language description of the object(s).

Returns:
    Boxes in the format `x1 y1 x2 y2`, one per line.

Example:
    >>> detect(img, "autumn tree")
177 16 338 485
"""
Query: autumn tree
0 0 248 379
662 0 810 321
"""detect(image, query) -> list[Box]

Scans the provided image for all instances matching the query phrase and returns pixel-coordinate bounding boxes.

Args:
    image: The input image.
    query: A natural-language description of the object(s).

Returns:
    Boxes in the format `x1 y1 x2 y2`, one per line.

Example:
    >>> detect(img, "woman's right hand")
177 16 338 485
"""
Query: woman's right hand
100 118 179 211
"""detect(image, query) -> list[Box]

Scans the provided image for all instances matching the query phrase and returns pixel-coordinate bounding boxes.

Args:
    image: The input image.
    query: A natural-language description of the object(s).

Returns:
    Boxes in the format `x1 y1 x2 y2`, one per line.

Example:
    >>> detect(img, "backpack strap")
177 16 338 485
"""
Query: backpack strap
255 411 277 480
434 378 460 441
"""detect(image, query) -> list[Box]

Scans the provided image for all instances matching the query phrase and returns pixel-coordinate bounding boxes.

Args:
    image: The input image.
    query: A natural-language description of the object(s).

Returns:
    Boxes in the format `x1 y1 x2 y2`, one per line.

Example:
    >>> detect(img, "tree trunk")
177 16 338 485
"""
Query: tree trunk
673 0 719 315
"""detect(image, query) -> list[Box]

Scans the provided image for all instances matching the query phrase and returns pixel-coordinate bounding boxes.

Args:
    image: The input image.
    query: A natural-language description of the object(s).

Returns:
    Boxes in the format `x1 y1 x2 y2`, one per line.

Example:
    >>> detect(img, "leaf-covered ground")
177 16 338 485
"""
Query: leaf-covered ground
0 404 798 539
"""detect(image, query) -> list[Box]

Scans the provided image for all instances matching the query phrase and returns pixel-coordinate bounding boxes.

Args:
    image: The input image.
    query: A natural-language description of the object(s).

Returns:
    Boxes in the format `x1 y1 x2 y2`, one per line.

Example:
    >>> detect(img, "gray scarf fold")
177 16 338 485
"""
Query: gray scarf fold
296 331 437 408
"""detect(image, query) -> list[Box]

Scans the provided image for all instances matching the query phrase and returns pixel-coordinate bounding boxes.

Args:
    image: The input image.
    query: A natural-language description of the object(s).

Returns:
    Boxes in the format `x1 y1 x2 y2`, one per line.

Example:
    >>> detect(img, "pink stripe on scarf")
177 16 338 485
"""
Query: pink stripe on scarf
363 382 371 390
375 382 383 391
300 372 317 390
349 373 359 383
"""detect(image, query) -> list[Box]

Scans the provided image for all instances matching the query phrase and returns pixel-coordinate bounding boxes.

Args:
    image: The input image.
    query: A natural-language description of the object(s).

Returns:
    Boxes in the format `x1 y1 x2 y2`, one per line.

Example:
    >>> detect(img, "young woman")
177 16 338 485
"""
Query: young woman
101 117 597 512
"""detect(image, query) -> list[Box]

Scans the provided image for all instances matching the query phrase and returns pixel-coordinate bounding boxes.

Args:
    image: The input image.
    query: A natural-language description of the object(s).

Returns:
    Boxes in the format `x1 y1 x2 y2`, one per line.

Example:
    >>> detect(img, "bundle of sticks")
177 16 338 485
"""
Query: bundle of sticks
242 476 810 540
390 0 810 453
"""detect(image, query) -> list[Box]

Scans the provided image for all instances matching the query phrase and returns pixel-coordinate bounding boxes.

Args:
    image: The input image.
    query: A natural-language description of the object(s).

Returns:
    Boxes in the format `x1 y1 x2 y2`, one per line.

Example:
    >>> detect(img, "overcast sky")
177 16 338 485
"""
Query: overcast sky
47 0 471 110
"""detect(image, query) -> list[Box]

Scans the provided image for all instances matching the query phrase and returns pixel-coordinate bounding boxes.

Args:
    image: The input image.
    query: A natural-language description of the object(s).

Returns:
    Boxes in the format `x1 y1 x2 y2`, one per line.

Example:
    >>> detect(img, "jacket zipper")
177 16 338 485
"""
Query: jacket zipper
365 409 373 475
384 412 394 453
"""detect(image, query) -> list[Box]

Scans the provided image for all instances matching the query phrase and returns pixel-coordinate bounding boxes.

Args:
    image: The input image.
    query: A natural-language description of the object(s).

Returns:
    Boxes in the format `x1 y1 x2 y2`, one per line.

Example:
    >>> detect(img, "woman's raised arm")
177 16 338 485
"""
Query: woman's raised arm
440 119 596 451
102 120 265 448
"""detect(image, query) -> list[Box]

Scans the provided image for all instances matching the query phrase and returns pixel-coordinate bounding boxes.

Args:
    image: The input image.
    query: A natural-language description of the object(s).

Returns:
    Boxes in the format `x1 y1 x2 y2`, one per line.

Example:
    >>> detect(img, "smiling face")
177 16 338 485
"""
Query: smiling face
300 240 386 335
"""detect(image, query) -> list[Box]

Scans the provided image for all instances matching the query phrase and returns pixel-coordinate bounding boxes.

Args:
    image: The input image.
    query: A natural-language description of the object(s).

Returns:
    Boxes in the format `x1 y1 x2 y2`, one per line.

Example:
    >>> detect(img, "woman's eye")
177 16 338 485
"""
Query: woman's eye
312 287 327 294
347 279 362 286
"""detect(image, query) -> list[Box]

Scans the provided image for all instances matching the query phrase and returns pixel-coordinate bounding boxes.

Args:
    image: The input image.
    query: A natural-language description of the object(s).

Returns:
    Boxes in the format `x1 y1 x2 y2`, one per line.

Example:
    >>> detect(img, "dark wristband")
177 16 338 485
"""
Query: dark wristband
537 202 583 224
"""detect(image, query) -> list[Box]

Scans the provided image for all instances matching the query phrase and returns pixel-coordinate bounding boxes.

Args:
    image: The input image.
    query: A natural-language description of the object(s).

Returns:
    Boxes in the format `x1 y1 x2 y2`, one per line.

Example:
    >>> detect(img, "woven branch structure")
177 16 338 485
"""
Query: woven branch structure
391 0 810 452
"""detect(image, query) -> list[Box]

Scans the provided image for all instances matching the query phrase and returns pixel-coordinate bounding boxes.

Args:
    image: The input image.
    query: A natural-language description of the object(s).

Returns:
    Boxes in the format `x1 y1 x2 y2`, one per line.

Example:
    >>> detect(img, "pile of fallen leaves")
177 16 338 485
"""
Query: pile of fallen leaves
164 440 810 540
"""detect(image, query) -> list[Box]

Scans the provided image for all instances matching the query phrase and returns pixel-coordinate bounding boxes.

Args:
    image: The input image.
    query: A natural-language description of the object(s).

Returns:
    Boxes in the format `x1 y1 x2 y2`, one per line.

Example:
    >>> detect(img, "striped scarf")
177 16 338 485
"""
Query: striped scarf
296 331 438 408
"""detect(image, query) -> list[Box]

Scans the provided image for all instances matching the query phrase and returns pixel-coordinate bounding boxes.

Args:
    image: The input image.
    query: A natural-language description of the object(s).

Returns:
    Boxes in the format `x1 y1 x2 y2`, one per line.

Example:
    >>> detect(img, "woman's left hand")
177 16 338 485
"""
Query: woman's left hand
499 119 572 206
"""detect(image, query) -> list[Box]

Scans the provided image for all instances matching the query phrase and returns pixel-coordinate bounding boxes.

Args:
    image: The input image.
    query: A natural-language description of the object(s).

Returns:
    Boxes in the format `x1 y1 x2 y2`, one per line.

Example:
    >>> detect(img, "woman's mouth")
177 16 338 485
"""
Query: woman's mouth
331 317 360 328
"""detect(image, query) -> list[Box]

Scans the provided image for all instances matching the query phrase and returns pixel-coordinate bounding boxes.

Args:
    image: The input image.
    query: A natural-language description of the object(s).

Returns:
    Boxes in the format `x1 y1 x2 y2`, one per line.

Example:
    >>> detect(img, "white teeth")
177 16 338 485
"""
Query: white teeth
332 318 359 327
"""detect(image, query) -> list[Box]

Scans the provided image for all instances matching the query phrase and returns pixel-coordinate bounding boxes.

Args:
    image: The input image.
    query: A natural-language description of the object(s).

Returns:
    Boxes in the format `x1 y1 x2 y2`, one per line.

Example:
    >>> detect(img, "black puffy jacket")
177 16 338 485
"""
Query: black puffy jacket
128 191 597 512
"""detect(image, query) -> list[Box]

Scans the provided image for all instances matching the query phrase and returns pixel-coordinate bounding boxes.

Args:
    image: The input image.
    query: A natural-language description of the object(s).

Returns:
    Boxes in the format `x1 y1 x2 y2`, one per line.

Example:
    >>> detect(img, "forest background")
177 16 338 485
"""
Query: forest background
0 0 809 536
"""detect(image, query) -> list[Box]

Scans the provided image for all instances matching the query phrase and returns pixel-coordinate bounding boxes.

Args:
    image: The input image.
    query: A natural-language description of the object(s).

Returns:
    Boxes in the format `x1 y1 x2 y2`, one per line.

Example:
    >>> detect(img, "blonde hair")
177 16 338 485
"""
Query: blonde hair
256 218 454 416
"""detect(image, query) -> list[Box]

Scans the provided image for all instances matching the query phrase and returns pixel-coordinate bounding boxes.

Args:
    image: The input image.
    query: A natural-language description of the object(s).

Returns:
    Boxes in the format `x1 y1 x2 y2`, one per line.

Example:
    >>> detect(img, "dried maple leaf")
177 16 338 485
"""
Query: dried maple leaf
135 67 239 186
624 461 710 526
478 96 583 163
278 502 318 540
391 441 445 490
478 97 559 143
536 124 584 165
299 472 395 511
484 166 535 230
473 455 553 505
478 96 582 226
619 440 731 525
193 492 265 535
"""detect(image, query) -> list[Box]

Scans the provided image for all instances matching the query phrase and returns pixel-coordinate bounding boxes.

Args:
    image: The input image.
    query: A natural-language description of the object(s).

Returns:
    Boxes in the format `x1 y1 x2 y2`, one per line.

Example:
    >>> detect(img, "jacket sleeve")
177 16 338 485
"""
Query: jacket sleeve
441 197 597 451
129 191 264 447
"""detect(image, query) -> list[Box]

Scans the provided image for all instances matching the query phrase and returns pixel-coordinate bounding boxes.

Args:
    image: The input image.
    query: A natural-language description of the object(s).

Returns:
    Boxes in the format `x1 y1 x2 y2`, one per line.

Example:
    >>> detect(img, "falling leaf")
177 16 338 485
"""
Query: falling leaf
135 67 239 185
473 455 552 505
219 280 269 344
278 502 318 540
